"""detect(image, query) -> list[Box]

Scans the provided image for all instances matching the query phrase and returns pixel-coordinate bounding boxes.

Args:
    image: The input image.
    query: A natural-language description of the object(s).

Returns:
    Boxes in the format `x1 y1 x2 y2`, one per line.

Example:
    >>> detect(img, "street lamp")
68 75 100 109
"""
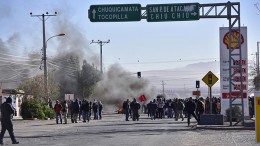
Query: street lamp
46 33 65 44
43 33 65 98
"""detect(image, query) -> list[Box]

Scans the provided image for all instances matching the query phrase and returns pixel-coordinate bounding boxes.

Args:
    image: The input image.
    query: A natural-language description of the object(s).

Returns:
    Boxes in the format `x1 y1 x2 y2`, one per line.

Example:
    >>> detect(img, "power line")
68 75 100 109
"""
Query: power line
0 52 41 60
114 58 219 65
0 59 40 67
47 61 78 71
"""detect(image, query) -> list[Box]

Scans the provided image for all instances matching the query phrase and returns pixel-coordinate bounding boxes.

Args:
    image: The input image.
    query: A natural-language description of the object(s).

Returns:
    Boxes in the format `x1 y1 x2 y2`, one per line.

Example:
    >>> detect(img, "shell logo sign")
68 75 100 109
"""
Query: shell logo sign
223 30 244 49
220 27 249 116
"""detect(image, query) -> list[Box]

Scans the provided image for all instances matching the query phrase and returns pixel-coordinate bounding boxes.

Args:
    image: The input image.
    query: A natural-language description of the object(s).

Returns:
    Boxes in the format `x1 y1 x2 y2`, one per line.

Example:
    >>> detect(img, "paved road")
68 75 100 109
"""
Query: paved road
1 114 257 146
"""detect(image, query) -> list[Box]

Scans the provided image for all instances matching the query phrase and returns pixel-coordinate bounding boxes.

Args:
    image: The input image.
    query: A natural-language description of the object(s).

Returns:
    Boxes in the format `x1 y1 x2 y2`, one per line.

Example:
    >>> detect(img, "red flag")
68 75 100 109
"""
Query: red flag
138 95 147 102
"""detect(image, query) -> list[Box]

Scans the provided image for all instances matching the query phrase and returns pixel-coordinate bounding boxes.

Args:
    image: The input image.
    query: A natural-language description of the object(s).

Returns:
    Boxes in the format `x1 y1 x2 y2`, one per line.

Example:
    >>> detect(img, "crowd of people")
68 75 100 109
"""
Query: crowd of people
49 95 255 126
122 95 256 126
122 96 222 126
51 98 103 124
0 95 256 145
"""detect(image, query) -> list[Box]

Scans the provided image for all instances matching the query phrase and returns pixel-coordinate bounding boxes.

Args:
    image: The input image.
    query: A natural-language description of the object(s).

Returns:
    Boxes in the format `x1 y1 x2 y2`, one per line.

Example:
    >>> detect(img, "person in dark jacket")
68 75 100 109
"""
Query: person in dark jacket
0 97 19 144
185 97 198 126
92 100 99 120
195 98 205 124
98 101 103 120
89 101 92 120
72 99 80 123
123 99 130 121
146 101 152 117
130 98 140 121
80 99 90 122
150 99 158 120
78 100 82 121
176 99 185 121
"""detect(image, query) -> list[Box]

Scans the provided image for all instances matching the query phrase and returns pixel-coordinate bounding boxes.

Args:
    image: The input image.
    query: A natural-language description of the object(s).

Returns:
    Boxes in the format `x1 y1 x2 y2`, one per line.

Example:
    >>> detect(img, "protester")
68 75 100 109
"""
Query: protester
195 98 204 124
123 99 130 121
150 99 158 120
62 100 68 124
130 98 140 121
165 99 172 118
48 97 53 108
81 99 90 122
54 100 63 124
216 99 221 114
146 101 152 117
78 100 82 121
176 99 185 121
72 99 80 123
98 101 103 120
185 97 198 126
157 98 165 119
89 101 92 120
0 97 19 144
92 100 99 120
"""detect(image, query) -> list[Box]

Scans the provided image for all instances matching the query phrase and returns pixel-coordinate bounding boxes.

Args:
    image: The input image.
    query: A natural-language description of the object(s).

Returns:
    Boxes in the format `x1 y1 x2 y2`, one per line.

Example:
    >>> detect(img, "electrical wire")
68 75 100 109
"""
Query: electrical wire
0 59 40 67
112 58 219 65
0 52 41 60
47 60 79 71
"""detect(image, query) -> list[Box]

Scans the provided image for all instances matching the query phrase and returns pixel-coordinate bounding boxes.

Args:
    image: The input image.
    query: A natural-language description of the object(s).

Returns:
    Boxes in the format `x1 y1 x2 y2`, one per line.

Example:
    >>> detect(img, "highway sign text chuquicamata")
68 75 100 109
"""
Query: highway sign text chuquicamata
146 3 200 22
89 4 141 22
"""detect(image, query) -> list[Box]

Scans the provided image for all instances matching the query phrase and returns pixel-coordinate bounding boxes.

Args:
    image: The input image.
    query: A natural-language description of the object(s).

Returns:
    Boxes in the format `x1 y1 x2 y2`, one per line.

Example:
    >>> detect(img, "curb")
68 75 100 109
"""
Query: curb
195 125 255 130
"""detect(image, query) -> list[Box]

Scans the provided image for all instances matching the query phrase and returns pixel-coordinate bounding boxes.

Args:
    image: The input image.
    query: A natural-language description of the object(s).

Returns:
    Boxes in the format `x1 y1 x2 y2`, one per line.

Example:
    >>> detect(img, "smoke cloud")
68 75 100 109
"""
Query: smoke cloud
93 64 156 105
0 33 42 89
0 5 155 107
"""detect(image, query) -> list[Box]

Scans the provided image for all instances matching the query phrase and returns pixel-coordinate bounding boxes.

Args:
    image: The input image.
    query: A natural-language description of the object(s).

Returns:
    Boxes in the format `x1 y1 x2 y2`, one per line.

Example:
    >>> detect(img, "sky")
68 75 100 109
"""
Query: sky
0 0 260 97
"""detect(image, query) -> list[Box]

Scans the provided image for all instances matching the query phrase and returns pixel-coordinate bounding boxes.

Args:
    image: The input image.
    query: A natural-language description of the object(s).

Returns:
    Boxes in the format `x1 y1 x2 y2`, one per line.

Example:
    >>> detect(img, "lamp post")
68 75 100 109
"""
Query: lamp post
30 12 61 98
44 33 65 98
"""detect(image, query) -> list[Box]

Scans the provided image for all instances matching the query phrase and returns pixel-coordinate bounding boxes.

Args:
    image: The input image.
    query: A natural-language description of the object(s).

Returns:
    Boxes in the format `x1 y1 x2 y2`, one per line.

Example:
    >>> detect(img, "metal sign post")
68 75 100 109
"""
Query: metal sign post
202 71 219 114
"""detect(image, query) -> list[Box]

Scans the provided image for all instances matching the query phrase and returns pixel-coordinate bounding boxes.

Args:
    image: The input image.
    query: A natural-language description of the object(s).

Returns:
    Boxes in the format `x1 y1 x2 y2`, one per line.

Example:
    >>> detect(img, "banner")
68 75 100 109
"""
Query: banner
65 94 74 101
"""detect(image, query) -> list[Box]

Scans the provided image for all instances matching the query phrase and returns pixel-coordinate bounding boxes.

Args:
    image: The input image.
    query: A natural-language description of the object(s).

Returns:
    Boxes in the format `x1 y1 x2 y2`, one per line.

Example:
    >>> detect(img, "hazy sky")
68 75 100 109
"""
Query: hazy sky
1 0 259 71
0 0 259 96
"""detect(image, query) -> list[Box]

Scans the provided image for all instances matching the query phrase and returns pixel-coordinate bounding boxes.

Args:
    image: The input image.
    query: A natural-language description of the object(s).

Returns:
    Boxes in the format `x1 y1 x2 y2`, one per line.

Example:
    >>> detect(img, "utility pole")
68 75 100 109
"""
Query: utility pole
256 42 260 76
30 12 57 98
161 81 166 95
90 40 110 73
256 41 260 91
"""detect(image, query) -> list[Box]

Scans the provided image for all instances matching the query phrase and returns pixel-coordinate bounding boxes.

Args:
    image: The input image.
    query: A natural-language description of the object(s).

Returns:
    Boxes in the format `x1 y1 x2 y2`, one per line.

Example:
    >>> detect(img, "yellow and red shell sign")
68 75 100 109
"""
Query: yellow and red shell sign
223 30 244 49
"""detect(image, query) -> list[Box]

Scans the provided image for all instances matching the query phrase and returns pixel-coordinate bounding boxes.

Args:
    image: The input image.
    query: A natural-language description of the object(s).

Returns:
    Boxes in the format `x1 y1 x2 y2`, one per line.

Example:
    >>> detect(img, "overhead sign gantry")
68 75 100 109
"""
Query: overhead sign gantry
88 2 244 126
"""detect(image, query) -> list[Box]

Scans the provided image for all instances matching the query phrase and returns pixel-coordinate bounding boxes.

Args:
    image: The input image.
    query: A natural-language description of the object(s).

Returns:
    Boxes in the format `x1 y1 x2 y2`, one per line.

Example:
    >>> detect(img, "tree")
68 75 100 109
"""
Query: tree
51 55 101 100
249 59 259 91
18 73 60 99
78 60 101 98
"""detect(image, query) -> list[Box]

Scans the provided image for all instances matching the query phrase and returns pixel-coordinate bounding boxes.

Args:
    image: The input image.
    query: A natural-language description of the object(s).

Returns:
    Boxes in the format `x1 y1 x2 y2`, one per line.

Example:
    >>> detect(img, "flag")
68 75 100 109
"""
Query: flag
138 95 147 102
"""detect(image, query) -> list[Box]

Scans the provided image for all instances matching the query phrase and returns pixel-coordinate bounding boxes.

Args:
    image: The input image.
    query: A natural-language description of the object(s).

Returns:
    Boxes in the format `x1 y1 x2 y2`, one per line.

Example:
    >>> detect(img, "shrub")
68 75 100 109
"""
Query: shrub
21 99 55 120
42 104 55 119
225 106 242 122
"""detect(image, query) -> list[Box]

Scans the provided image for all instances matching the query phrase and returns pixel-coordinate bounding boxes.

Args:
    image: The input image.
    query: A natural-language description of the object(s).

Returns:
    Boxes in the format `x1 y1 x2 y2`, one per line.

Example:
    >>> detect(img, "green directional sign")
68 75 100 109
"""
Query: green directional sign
89 4 141 22
146 3 200 22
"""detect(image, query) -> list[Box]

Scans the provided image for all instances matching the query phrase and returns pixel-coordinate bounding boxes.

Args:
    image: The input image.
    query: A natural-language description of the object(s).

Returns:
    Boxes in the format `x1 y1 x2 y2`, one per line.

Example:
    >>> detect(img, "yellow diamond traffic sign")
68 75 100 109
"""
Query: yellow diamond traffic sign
202 71 219 87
